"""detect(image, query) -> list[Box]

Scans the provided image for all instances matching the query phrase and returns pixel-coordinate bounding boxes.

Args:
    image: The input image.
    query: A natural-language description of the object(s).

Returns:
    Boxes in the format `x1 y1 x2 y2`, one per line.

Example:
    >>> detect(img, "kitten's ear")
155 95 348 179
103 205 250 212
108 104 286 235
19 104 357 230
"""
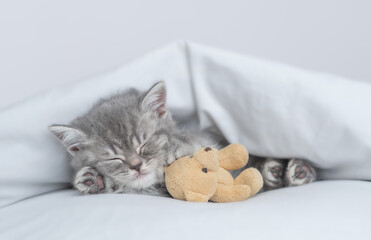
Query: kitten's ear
142 81 167 118
48 125 88 155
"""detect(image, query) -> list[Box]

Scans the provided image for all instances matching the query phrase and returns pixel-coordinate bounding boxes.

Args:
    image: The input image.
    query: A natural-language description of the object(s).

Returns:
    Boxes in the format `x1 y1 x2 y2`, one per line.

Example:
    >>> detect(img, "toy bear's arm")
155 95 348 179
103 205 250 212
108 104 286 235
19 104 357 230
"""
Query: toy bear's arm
184 191 209 202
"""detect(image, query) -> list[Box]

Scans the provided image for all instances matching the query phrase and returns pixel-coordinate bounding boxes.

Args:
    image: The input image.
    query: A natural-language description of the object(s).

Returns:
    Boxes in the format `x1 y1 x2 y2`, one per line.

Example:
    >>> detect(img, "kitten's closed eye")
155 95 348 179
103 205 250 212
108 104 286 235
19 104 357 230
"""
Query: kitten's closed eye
108 157 125 161
97 159 124 175
136 140 149 155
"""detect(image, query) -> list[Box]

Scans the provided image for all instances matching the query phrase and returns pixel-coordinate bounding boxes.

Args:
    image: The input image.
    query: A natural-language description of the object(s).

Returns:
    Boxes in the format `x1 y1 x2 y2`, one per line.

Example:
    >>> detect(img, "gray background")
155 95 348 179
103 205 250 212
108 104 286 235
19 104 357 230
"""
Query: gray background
0 0 370 110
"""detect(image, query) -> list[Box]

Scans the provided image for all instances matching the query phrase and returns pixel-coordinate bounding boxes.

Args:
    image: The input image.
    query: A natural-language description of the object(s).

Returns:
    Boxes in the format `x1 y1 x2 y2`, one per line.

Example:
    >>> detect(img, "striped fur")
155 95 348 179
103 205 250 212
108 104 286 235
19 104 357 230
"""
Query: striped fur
50 82 218 195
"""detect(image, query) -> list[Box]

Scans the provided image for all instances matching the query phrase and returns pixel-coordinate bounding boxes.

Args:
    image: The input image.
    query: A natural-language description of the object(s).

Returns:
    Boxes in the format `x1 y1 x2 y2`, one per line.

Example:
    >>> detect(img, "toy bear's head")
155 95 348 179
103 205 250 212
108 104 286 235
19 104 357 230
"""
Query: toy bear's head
164 147 219 201
192 147 219 172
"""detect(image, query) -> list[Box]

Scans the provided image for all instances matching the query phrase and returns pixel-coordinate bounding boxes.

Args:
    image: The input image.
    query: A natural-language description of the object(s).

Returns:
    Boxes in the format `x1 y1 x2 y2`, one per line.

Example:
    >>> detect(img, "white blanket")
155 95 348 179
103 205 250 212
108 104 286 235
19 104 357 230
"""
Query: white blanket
1 42 371 208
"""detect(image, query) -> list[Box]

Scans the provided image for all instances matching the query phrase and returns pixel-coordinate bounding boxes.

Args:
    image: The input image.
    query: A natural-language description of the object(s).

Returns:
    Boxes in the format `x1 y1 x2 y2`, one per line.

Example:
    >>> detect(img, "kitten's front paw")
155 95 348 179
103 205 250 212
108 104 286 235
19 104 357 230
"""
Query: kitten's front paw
285 159 316 187
74 167 106 194
261 158 284 190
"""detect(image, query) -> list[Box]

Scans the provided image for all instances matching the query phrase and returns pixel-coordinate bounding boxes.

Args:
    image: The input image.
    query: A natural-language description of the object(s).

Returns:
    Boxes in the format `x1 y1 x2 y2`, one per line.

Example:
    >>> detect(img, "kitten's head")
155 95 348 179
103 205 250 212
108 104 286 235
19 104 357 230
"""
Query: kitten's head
49 82 174 190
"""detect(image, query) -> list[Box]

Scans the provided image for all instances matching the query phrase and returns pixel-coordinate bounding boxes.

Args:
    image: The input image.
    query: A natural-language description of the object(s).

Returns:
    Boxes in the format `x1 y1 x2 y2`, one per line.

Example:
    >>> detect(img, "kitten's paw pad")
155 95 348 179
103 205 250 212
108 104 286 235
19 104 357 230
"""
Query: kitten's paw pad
285 159 316 187
74 167 105 194
261 158 284 189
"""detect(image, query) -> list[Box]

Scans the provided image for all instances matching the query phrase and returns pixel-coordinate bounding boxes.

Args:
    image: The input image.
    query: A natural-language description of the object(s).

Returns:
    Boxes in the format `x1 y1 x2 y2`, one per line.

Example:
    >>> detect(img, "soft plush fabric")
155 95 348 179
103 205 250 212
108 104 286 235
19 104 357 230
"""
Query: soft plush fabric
165 144 263 202
0 181 370 240
1 42 371 209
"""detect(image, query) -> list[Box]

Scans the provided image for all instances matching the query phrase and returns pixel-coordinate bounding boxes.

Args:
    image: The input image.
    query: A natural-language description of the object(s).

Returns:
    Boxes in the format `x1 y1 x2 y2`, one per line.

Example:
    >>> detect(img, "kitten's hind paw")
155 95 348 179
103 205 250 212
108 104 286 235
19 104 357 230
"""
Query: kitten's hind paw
74 167 106 194
261 158 284 190
285 159 317 187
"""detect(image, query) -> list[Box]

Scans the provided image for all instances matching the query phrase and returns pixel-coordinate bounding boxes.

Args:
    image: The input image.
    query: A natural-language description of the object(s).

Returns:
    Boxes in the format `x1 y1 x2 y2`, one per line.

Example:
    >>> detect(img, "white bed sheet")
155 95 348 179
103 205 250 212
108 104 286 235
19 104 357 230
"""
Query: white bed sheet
1 180 370 240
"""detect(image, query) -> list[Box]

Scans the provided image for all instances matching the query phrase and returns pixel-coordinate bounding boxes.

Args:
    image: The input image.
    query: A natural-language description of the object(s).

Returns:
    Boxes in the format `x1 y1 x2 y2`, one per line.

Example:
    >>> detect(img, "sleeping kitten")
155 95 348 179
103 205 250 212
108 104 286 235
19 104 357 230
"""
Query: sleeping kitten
49 81 316 196
49 82 217 196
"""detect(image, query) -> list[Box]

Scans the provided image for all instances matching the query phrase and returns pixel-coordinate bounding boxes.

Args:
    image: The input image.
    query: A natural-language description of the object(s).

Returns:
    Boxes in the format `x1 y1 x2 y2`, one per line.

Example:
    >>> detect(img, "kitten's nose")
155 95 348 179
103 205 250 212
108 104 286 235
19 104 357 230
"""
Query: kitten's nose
129 162 142 172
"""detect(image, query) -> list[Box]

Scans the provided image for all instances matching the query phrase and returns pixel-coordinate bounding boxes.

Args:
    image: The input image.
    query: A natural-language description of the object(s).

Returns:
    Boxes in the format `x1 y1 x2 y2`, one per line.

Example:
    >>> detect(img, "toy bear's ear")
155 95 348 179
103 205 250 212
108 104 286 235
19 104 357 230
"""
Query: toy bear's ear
142 81 167 118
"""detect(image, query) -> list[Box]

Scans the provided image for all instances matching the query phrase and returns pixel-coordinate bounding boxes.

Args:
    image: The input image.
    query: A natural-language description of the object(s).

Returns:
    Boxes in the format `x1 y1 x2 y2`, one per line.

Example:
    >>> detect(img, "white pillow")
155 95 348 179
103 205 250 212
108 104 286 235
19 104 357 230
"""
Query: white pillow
1 42 370 207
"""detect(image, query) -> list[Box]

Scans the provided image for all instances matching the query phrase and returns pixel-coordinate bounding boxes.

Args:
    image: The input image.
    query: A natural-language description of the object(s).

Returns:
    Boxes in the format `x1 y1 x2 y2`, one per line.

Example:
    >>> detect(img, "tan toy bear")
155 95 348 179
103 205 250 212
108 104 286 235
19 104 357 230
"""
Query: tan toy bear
164 144 263 203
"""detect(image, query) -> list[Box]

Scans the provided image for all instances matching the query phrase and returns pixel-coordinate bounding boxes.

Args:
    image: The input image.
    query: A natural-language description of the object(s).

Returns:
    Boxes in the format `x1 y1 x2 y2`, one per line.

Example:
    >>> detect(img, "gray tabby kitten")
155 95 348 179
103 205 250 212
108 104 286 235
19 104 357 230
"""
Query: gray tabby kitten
49 81 316 196
49 82 216 196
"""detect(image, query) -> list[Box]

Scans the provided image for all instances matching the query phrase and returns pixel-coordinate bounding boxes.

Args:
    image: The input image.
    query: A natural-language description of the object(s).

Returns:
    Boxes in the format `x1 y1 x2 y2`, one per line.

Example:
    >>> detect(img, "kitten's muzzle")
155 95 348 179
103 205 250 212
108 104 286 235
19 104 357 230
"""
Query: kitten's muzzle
127 157 143 172
129 162 142 172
